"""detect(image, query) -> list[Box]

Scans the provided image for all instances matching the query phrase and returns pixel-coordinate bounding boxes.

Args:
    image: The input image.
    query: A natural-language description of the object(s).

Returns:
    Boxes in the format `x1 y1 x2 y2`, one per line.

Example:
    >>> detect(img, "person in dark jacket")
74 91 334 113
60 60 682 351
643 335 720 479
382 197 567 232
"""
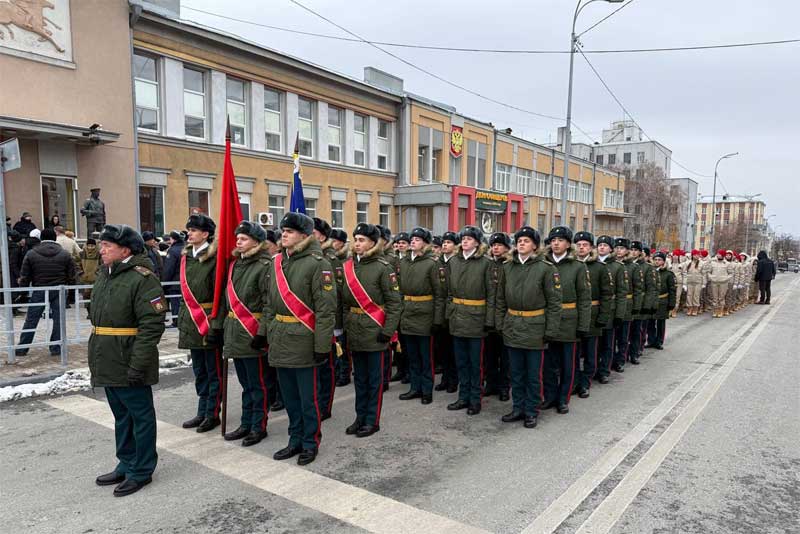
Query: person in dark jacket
16 228 77 356
45 214 61 229
755 250 776 304
5 230 23 314
434 231 459 393
161 230 184 326
142 231 163 279
646 252 676 349
484 232 512 402
13 212 37 237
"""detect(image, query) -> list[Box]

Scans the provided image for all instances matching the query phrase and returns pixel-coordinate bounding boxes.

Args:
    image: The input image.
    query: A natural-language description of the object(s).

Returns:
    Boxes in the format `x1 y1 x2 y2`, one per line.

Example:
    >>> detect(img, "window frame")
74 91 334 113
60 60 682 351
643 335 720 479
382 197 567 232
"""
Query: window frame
377 120 390 170
495 163 511 192
298 97 315 158
183 65 207 141
353 113 367 168
331 199 344 230
226 77 248 147
327 105 343 163
133 51 160 133
268 194 286 225
264 86 283 154
188 189 210 216
356 201 369 224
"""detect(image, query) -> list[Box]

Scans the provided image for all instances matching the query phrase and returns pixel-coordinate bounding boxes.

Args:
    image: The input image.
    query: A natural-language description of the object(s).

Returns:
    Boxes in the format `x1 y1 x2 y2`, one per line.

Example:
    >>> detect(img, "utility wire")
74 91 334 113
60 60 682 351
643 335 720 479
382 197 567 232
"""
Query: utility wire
576 47 713 178
577 0 636 39
183 6 800 55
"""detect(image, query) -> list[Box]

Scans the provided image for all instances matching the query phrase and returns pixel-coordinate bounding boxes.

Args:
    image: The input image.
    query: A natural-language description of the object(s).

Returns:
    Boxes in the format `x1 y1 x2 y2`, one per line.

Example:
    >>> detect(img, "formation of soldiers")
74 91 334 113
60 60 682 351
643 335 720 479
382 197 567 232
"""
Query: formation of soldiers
87 213 756 496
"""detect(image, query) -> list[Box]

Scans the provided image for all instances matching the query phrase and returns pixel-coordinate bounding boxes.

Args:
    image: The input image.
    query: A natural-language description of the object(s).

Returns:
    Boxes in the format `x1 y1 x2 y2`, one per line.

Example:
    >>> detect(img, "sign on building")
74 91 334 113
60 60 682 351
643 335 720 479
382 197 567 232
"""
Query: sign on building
475 189 508 212
450 125 463 158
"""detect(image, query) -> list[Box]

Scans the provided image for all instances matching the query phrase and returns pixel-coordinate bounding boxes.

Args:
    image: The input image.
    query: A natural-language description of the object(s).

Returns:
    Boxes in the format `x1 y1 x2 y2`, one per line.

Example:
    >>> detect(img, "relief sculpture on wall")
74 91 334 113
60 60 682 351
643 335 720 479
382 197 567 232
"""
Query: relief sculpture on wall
0 0 72 63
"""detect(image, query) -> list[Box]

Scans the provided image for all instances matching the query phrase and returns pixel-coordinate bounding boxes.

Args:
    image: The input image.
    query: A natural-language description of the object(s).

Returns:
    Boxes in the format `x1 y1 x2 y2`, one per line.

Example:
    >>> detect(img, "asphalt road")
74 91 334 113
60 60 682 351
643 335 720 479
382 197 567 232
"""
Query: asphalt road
2 274 798 534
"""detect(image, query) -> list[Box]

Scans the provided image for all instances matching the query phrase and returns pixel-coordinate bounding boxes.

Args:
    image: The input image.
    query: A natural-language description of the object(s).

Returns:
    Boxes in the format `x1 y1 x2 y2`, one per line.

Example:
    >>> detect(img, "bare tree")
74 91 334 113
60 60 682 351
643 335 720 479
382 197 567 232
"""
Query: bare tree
619 161 681 248
771 233 799 260
713 221 747 252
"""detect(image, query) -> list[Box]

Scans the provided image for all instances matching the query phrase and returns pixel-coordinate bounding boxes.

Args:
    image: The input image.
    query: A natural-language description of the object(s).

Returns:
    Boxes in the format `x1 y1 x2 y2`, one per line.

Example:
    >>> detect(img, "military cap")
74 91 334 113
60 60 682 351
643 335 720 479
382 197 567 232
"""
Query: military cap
597 235 614 247
573 231 595 245
691 249 700 256
442 231 459 245
86 238 97 246
514 226 540 246
394 232 411 244
459 225 483 243
432 235 443 247
99 224 145 255
169 230 183 242
313 217 332 239
489 232 511 248
330 228 348 243
614 237 630 249
265 229 278 244
186 213 216 236
653 251 667 261
630 240 644 251
548 225 573 243
642 246 651 257
353 222 381 243
376 224 392 242
235 220 267 242
700 249 709 257
717 249 727 256
280 212 314 236
410 227 432 244
141 231 155 242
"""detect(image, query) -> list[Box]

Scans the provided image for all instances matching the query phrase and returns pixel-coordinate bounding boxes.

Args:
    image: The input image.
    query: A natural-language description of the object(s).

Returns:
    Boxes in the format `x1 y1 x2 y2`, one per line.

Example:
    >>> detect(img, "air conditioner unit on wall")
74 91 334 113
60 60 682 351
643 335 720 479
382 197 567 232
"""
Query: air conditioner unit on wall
257 212 273 226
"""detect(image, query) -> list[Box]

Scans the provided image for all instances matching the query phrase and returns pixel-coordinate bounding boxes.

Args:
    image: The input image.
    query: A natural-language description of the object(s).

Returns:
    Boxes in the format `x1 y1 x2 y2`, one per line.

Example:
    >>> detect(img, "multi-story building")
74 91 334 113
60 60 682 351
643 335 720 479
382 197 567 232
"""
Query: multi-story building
0 0 136 237
668 177 699 250
694 195 766 254
130 4 401 236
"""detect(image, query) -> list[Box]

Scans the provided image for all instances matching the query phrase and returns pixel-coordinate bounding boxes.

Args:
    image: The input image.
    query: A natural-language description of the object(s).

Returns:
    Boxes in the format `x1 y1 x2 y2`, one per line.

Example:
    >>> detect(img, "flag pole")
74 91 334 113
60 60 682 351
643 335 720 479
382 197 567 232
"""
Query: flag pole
219 116 232 437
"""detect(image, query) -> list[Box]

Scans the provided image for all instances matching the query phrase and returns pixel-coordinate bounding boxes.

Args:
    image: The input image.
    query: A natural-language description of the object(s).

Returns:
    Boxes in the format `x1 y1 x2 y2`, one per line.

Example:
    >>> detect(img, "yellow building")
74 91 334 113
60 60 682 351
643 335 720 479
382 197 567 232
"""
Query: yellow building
694 195 766 253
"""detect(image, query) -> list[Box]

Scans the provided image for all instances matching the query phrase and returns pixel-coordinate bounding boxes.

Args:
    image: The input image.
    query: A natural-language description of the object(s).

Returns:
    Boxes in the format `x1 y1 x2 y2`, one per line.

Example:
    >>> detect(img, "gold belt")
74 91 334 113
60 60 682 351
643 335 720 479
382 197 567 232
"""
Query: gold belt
452 298 486 306
92 327 138 336
562 302 577 309
659 293 669 298
508 309 544 317
626 294 634 299
591 300 600 306
200 302 213 310
404 295 433 302
275 314 299 323
350 306 383 315
228 311 263 319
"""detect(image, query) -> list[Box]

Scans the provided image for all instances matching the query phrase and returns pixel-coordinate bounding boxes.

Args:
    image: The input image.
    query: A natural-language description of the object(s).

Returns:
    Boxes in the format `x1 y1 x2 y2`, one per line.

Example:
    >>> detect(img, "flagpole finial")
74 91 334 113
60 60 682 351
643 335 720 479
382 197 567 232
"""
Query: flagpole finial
225 115 231 141
293 131 300 155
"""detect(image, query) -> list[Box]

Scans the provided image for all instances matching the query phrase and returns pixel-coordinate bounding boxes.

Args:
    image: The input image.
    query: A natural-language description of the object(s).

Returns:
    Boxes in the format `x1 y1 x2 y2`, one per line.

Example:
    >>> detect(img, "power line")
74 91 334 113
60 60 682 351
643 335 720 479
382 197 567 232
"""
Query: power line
576 48 714 178
183 6 800 55
577 0 636 38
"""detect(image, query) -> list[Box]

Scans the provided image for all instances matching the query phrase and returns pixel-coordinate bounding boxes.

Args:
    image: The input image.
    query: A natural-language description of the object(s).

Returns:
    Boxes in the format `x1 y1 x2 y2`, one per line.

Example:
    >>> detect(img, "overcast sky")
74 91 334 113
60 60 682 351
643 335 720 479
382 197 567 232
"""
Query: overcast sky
181 0 800 235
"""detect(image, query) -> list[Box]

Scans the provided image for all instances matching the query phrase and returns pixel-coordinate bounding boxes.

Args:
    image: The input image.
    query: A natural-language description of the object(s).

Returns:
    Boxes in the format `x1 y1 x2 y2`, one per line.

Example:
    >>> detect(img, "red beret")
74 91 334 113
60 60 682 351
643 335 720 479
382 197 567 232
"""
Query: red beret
701 250 709 257
691 249 700 256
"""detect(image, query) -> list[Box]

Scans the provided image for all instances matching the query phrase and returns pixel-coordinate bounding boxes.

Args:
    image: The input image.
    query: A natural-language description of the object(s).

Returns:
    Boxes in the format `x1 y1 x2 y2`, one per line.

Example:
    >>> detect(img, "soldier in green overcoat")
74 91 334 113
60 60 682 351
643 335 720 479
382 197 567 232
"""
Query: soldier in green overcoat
629 242 659 364
312 217 338 419
646 252 676 350
614 238 643 372
596 235 629 383
434 231 459 393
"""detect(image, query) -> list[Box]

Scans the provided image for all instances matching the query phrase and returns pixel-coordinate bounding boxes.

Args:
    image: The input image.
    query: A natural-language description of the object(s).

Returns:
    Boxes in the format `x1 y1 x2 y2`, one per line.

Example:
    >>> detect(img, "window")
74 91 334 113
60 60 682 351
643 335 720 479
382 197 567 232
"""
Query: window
567 180 577 201
623 152 631 164
596 154 604 165
466 140 488 188
432 130 443 181
354 114 367 167
554 215 562 225
269 194 285 225
617 191 624 209
608 154 616 165
539 198 547 212
579 183 592 203
377 120 390 170
379 203 390 227
183 67 206 139
450 154 462 185
188 189 209 215
133 52 159 132
418 125 430 181
552 177 563 199
357 201 368 223
327 105 342 162
534 172 549 197
637 151 645 164
331 200 344 229
537 214 546 230
570 216 577 229
226 77 247 146
583 217 589 230
305 198 317 219
264 87 282 152
41 176 78 232
495 163 511 192
515 168 532 194
298 97 314 157
139 186 164 236
238 193 251 222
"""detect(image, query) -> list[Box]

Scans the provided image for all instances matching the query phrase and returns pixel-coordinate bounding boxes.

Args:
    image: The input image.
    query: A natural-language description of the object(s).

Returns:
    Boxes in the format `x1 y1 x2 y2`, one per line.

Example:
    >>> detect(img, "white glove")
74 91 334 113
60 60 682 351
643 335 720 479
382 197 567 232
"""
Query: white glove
682 285 687 291
334 328 343 337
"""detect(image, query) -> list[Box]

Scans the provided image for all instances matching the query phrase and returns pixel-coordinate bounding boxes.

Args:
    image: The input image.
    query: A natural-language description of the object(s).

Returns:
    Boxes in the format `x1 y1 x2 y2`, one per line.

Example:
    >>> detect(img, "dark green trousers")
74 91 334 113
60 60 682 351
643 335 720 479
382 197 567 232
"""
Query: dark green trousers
105 386 158 482
277 366 321 451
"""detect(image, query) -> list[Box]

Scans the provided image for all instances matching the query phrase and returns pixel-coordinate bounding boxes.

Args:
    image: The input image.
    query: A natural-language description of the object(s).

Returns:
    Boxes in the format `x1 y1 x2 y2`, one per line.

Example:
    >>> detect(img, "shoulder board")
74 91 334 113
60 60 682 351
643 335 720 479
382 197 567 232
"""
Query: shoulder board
377 257 390 265
543 259 554 265
259 257 271 266
133 266 152 276
310 251 323 260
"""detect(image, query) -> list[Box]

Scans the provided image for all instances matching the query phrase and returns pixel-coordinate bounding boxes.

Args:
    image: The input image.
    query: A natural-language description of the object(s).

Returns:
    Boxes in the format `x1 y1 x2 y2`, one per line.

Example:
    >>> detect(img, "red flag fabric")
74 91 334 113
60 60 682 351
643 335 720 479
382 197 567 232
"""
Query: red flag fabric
211 120 243 319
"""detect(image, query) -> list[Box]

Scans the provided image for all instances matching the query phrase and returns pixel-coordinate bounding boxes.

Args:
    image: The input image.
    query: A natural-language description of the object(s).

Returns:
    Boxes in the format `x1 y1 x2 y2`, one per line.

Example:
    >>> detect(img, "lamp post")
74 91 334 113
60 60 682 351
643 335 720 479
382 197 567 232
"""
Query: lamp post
561 0 625 228
709 152 738 252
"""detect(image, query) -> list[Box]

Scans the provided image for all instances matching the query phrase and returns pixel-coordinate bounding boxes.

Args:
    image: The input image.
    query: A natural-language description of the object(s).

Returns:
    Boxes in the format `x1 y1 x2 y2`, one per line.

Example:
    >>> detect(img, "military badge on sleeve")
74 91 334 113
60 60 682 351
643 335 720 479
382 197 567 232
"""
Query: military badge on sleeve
150 295 167 314
335 266 344 284
389 271 400 291
322 270 334 291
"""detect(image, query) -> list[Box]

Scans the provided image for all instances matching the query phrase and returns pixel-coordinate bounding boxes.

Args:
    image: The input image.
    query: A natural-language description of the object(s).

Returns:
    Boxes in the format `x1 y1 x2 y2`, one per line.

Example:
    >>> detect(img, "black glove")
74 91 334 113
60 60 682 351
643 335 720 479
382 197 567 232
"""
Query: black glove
377 332 392 344
127 367 146 387
483 324 493 333
613 318 623 328
314 352 329 364
431 323 443 334
206 329 224 347
250 334 268 350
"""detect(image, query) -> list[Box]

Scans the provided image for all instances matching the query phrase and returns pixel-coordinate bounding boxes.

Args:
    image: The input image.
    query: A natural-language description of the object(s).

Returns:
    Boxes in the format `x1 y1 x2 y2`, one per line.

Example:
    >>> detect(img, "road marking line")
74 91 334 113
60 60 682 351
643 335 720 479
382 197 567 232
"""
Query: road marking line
44 394 489 534
522 280 796 534
575 278 797 534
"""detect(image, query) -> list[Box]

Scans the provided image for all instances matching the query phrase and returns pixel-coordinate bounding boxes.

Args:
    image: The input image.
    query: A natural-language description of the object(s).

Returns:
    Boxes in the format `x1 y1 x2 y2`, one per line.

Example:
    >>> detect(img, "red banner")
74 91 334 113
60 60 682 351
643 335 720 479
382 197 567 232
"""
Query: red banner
450 125 464 158
180 255 210 337
343 259 386 328
226 261 260 338
274 253 316 332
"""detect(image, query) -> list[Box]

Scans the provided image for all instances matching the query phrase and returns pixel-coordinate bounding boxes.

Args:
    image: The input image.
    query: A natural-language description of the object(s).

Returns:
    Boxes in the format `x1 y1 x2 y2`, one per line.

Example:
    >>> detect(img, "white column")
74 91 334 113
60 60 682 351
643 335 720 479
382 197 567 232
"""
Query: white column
344 109 355 167
249 83 265 152
316 101 328 162
210 70 227 145
162 57 184 138
285 92 299 156
368 116 379 170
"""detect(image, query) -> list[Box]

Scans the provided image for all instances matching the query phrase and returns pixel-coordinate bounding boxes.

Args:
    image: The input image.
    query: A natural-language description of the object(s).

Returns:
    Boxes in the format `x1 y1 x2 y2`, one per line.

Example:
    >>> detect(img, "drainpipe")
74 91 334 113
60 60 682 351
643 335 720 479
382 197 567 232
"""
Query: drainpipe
129 4 142 231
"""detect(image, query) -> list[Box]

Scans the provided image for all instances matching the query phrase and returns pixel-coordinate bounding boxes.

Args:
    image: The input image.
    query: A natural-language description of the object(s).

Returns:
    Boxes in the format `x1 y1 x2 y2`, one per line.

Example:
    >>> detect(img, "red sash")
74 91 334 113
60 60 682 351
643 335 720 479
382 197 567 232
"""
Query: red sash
226 261 260 338
274 253 316 332
180 255 210 337
344 259 386 328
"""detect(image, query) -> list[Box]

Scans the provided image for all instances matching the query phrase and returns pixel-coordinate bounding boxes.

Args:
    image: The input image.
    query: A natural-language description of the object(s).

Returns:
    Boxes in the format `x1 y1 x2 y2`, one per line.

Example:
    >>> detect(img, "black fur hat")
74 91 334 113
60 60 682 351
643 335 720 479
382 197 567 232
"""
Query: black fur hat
432 235 442 247
99 224 145 255
514 226 540 246
489 232 511 248
376 224 392 242
442 231 459 245
235 220 267 242
265 229 278 244
186 213 216 236
280 212 314 236
596 235 614 247
394 232 411 244
313 217 332 239
353 223 381 243
410 227 432 244
573 231 595 245
630 240 643 251
614 237 631 249
459 225 483 243
548 226 573 243
330 229 348 243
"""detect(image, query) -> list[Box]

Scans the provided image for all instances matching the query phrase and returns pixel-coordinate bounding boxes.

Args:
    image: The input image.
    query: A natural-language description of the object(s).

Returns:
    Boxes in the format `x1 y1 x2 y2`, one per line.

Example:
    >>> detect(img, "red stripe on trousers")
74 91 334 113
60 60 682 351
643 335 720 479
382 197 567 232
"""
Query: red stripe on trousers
312 366 322 447
212 348 222 418
479 339 485 403
538 349 545 404
328 350 336 415
566 343 577 403
429 337 435 385
257 356 269 432
375 351 385 425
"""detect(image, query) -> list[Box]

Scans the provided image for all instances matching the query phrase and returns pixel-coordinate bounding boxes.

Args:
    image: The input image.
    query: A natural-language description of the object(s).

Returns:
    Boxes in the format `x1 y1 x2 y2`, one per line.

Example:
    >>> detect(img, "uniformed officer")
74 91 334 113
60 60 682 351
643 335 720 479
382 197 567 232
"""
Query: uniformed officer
595 235 629 384
397 227 445 404
573 231 614 398
647 252 676 349
630 243 658 363
611 238 637 372
495 226 561 428
484 232 512 401
434 231 459 393
91 224 166 497
221 221 273 448
541 227 591 414
265 229 280 258
330 228 352 387
432 235 443 258
394 232 410 261
312 217 338 420
446 225 495 415
341 223 402 437
267 213 336 465
264 230 285 413
178 214 224 434
376 224 400 389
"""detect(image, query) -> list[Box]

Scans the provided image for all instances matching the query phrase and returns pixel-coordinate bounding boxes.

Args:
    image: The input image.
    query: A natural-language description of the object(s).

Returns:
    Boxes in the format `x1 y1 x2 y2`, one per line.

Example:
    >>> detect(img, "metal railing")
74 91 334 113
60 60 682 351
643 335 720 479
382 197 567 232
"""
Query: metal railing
1 281 181 366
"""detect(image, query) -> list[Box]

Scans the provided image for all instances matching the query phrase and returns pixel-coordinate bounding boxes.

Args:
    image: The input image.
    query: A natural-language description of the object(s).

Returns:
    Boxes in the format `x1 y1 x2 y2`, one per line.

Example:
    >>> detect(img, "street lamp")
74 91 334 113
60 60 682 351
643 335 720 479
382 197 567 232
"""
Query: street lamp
709 152 738 252
561 0 625 228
